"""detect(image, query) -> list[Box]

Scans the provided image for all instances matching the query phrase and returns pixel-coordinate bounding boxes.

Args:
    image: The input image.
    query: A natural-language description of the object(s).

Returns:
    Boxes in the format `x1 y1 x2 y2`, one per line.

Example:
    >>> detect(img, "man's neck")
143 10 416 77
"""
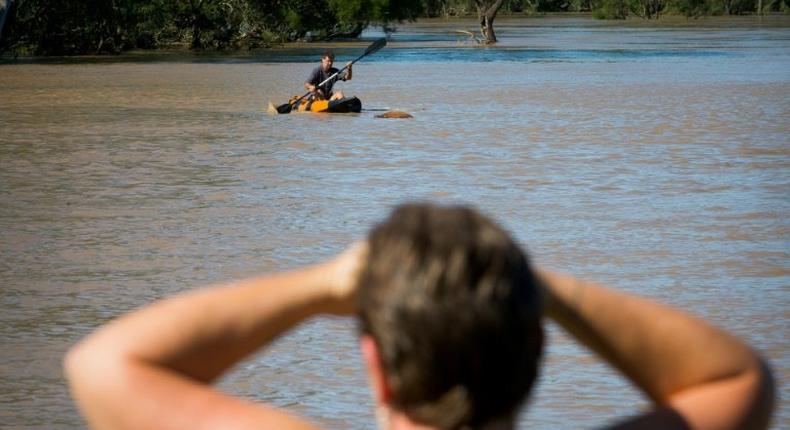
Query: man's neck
386 410 514 430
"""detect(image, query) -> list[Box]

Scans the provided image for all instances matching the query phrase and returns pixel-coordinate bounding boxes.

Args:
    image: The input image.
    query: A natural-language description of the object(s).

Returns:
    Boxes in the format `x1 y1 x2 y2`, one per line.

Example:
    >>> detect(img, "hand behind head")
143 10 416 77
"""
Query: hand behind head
323 241 368 315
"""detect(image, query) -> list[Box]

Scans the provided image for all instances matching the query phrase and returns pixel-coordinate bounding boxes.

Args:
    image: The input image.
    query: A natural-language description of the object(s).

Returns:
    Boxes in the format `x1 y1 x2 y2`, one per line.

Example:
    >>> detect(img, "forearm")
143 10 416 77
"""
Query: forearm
68 264 340 381
65 243 364 430
538 269 774 429
64 263 344 429
64 265 338 430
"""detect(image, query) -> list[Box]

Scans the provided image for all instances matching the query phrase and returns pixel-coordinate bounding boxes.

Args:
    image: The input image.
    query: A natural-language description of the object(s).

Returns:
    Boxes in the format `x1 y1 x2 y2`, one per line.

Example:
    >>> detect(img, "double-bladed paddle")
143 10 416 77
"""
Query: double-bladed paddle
272 37 387 114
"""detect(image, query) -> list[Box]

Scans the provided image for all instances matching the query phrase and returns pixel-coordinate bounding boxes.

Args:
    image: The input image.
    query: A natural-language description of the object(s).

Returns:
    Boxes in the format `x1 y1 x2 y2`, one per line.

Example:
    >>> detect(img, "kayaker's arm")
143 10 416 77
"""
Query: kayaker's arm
64 244 366 430
538 269 775 429
343 61 352 81
304 81 324 99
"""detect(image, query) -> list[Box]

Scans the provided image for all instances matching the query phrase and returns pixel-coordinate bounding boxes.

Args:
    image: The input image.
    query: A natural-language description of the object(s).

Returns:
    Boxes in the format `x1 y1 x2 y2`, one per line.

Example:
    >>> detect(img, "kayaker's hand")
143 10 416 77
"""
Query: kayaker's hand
344 62 353 81
322 241 368 315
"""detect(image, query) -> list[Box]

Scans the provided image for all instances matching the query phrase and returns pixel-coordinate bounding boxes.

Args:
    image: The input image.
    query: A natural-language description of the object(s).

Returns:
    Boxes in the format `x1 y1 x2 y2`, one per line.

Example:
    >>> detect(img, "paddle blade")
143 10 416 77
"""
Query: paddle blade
275 102 293 114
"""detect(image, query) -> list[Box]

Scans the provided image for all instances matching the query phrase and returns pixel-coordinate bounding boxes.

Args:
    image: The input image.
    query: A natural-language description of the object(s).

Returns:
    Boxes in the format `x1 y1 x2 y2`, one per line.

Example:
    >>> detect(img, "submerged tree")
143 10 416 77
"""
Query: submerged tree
475 0 506 43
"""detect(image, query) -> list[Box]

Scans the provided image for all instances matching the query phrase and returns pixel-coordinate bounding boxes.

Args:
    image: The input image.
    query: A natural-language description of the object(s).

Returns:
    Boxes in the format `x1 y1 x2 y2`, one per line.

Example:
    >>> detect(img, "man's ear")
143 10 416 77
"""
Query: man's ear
360 334 392 405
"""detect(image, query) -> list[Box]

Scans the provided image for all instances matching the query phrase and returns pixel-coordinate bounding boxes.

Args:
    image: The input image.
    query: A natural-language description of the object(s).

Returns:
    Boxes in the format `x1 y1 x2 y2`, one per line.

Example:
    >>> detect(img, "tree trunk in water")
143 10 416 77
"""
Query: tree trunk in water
476 0 506 44
480 15 495 43
189 0 204 50
192 16 202 49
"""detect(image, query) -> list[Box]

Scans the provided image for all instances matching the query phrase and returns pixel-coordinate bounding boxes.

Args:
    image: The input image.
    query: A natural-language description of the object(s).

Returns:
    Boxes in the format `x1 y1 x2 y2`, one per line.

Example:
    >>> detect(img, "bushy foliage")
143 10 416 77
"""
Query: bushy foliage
2 0 145 54
0 0 421 55
588 0 787 18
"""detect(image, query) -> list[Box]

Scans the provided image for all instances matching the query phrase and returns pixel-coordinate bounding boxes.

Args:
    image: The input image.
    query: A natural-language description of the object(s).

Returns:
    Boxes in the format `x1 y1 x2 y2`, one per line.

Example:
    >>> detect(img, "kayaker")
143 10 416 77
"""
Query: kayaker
305 49 352 101
64 203 775 430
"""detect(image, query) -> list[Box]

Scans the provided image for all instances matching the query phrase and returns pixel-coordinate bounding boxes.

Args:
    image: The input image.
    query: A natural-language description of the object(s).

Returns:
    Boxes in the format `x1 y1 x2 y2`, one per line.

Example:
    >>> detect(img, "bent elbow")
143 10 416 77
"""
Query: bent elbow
63 342 88 387
743 357 775 430
63 340 107 399
666 355 776 430
63 337 124 399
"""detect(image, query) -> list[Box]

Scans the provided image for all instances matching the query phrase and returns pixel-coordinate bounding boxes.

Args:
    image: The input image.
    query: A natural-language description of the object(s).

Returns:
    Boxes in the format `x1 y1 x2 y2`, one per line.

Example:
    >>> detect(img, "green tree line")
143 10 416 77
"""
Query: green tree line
1 0 787 55
429 0 786 17
0 0 422 55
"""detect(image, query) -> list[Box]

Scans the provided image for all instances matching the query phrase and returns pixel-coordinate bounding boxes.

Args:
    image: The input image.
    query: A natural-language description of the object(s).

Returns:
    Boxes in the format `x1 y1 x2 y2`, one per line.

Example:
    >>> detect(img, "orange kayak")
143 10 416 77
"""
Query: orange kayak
295 96 361 113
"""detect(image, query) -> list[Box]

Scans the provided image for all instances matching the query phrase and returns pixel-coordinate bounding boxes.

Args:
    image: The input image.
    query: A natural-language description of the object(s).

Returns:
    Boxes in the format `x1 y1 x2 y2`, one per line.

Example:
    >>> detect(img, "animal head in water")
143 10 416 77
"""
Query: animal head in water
376 109 413 119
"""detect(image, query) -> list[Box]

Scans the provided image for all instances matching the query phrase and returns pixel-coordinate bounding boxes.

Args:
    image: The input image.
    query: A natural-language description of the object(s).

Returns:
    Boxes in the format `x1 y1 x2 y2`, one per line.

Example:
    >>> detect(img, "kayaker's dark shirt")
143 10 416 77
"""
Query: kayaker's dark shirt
306 66 346 95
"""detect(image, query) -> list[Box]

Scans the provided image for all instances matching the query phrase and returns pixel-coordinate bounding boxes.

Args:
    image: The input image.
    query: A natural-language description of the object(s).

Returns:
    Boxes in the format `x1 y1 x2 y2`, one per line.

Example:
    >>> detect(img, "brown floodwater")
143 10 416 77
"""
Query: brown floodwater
0 16 788 429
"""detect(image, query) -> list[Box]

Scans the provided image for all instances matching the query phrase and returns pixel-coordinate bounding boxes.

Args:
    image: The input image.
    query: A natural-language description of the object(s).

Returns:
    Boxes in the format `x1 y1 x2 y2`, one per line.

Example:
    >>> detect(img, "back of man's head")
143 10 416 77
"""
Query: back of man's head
357 203 544 429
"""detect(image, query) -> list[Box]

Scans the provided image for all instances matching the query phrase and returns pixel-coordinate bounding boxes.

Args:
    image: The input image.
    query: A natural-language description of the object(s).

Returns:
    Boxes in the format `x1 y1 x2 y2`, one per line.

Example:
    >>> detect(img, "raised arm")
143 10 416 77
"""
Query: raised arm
64 245 365 430
538 270 775 430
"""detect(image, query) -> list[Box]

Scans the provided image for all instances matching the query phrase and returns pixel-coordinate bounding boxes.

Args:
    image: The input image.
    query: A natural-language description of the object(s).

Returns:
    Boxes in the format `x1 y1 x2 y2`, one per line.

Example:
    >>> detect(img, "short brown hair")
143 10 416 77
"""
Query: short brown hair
321 49 335 60
357 203 544 429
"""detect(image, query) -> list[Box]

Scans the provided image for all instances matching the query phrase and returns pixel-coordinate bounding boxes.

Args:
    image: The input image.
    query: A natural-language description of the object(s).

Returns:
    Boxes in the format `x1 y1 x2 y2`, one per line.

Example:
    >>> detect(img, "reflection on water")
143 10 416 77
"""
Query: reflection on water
1 16 788 429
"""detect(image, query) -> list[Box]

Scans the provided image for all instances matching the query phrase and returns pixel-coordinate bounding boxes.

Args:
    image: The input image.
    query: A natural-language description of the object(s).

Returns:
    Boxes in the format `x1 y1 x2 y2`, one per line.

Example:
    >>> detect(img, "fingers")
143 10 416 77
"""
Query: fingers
325 241 369 315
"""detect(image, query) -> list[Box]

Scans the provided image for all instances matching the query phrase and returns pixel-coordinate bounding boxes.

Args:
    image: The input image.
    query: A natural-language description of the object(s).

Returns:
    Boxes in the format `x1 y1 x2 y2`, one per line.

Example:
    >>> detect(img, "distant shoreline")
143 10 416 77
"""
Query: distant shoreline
2 14 788 62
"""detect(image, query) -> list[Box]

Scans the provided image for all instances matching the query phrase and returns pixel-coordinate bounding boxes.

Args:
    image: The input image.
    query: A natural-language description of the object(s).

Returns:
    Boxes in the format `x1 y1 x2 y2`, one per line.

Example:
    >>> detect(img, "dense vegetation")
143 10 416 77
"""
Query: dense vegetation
1 0 787 55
